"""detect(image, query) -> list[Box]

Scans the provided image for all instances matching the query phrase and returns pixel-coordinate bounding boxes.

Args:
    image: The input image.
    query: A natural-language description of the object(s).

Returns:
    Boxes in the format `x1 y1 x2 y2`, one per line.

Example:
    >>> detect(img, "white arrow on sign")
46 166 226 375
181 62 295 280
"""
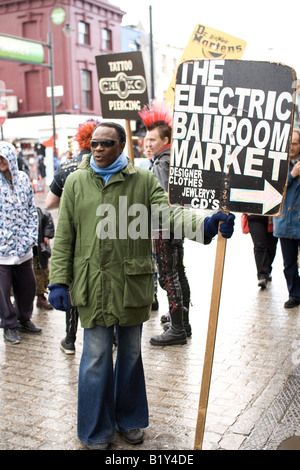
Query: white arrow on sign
230 180 283 214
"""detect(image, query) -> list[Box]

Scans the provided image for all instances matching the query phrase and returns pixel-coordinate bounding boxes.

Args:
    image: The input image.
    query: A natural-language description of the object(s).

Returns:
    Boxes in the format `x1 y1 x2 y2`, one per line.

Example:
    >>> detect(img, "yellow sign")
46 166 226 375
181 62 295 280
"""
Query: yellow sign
165 24 247 106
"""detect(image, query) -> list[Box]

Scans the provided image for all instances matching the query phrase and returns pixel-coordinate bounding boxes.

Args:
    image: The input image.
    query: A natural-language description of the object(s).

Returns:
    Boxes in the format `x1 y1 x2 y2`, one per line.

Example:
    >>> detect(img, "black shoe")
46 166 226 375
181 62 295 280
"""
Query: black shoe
160 313 170 323
83 441 110 450
17 320 42 334
258 278 267 289
163 321 192 337
36 294 53 310
163 307 192 337
60 337 75 355
120 428 144 445
284 298 300 308
3 328 20 344
150 328 187 346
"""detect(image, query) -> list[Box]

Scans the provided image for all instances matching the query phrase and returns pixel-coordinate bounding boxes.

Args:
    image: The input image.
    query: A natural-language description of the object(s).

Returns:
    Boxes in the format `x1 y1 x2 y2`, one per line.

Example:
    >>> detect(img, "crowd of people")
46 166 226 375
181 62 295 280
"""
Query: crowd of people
0 109 299 449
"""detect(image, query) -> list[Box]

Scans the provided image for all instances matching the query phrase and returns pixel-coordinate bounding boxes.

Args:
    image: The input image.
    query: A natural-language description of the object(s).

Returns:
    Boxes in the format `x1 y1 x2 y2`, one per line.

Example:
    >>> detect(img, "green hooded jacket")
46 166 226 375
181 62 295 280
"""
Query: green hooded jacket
49 156 207 328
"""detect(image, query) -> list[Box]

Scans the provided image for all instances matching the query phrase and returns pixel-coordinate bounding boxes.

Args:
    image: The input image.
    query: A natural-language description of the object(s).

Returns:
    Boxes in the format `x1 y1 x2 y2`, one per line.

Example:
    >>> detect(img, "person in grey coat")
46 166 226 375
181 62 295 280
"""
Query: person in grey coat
273 129 300 308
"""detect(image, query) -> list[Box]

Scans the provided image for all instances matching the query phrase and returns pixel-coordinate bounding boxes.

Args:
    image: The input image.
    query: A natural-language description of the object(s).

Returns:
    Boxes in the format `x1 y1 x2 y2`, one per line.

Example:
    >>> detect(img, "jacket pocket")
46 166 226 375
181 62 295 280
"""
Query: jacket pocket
70 258 89 307
123 256 155 308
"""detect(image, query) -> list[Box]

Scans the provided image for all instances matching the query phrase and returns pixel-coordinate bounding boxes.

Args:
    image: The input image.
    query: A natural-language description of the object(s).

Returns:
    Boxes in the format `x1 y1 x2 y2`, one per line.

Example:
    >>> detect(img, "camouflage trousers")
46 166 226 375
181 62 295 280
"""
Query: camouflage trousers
33 256 49 296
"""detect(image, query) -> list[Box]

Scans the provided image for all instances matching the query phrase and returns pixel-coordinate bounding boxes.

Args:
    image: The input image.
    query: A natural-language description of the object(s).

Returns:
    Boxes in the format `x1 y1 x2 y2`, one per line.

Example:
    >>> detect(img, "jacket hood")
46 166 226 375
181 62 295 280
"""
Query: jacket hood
0 141 19 184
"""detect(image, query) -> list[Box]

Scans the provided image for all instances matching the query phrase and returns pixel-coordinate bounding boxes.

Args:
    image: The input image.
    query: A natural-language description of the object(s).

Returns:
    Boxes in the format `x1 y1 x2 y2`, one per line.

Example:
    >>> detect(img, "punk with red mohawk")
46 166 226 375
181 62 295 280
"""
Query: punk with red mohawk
139 100 192 347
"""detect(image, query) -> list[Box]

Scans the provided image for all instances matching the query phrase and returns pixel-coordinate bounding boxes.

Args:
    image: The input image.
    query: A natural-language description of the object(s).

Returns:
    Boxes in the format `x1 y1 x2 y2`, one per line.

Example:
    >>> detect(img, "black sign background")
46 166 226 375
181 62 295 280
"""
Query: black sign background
168 60 296 215
96 51 148 120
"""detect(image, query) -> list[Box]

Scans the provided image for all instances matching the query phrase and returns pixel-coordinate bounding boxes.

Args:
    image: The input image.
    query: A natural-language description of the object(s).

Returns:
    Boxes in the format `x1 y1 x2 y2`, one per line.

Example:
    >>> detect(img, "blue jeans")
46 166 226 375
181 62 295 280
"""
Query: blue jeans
77 323 149 445
280 238 300 301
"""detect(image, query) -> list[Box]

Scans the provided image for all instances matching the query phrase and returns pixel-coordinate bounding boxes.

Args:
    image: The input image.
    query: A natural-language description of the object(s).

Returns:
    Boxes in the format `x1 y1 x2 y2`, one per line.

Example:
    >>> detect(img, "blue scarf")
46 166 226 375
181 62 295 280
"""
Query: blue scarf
90 151 128 184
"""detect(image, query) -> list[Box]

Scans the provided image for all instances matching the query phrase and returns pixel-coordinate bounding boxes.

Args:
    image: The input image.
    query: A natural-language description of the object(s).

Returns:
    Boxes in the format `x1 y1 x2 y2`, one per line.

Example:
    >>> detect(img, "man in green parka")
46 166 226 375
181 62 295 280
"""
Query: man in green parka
48 122 235 450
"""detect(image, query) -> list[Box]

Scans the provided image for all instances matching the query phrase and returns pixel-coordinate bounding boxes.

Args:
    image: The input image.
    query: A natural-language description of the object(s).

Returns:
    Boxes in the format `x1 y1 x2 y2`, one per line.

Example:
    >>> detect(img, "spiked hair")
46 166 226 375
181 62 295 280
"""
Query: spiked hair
139 100 173 129
139 101 173 143
74 119 100 150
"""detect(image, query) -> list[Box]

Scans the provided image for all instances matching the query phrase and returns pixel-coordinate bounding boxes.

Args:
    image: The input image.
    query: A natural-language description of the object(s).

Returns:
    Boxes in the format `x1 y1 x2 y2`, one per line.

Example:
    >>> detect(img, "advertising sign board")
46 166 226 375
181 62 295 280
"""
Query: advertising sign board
169 59 296 215
51 7 66 25
96 51 149 120
165 24 247 105
0 35 44 64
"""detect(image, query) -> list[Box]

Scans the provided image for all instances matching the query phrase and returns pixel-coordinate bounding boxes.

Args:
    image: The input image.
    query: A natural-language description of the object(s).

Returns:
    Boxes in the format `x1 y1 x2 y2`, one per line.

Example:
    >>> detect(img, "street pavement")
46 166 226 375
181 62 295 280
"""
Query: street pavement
0 190 299 451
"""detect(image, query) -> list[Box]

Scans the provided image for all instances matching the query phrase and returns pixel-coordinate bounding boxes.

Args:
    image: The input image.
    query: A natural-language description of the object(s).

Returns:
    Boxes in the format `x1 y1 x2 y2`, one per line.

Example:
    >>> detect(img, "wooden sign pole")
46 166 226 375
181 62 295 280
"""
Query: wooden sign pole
194 227 227 450
125 120 135 164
